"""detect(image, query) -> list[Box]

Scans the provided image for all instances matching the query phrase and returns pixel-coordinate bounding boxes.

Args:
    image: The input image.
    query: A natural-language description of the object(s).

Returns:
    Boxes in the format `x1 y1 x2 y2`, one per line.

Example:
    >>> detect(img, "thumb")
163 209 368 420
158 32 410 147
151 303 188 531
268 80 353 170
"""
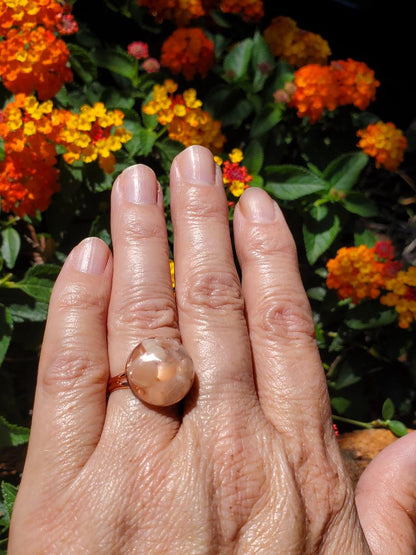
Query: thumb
355 430 416 554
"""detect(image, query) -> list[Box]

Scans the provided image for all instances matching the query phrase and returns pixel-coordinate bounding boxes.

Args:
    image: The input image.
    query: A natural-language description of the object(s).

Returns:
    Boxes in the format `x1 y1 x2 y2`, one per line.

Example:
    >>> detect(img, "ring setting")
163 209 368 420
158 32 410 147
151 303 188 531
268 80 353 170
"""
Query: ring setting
107 337 195 407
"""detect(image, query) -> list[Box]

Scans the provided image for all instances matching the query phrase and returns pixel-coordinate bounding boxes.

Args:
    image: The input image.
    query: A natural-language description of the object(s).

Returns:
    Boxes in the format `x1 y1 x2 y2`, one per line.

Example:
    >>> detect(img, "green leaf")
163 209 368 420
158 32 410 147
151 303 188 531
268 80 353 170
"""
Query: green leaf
382 398 395 421
14 264 60 303
303 210 341 265
343 192 378 217
0 137 4 162
0 482 18 524
323 152 369 192
388 420 408 437
331 397 351 414
125 126 157 157
345 306 397 329
243 140 264 174
220 98 253 127
251 31 274 92
0 416 30 448
354 229 377 247
67 43 97 84
156 139 184 173
265 165 328 200
0 305 13 366
93 48 138 82
223 38 253 81
250 104 283 138
0 228 21 269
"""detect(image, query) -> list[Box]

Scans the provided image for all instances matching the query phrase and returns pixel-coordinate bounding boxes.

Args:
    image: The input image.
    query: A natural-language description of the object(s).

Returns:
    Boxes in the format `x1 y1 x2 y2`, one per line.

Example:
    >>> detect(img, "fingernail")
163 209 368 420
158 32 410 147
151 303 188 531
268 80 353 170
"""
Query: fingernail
117 164 158 204
176 145 216 185
70 238 109 274
238 188 277 223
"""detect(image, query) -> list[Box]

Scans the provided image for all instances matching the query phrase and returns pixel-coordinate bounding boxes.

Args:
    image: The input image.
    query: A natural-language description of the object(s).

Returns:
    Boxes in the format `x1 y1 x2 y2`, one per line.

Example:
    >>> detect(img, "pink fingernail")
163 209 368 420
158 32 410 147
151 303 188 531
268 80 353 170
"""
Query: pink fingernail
238 188 277 223
175 145 216 185
117 164 158 204
70 238 109 274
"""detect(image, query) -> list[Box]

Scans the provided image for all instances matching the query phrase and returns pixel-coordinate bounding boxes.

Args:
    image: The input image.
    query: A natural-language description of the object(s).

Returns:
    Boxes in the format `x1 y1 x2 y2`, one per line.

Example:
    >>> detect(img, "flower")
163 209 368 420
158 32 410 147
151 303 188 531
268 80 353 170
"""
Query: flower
143 80 225 152
0 0 77 35
142 57 160 73
326 243 392 304
136 0 204 26
127 41 149 59
264 16 331 66
170 259 175 289
288 65 338 123
332 59 379 110
0 25 73 99
58 103 133 173
218 0 263 21
161 28 214 80
216 148 252 200
381 267 416 328
357 121 407 171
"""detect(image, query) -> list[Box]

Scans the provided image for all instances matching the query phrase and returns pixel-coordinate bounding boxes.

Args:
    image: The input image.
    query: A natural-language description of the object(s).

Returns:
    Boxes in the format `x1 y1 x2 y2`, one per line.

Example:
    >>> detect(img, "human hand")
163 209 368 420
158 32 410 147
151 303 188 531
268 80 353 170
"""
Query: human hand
8 145 416 553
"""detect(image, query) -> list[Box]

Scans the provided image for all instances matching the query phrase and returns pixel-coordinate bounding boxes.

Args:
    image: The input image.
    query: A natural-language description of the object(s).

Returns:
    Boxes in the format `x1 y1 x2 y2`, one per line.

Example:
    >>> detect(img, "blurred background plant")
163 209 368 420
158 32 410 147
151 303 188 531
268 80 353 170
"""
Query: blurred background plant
0 0 415 548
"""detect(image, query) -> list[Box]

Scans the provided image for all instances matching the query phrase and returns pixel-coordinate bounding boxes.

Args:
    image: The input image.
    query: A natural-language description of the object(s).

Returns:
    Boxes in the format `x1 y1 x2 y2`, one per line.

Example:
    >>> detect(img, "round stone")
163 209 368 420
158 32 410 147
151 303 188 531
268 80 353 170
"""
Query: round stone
125 337 195 406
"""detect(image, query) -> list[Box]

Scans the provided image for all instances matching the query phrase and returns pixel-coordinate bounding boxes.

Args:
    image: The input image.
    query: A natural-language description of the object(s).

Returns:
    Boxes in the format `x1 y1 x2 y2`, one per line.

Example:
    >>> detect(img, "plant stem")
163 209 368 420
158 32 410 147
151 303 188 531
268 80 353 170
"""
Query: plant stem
332 414 372 429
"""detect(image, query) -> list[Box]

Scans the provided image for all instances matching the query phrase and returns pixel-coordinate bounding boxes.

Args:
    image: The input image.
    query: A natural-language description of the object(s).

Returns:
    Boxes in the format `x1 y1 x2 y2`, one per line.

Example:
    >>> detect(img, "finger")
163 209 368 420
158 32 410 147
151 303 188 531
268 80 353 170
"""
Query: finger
106 164 180 434
19 237 112 491
356 430 416 554
170 145 255 411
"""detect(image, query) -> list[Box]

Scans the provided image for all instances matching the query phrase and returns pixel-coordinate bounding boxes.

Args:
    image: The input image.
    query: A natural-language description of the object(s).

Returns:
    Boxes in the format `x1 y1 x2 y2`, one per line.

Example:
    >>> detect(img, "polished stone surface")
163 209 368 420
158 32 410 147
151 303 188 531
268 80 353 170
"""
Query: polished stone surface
125 337 195 406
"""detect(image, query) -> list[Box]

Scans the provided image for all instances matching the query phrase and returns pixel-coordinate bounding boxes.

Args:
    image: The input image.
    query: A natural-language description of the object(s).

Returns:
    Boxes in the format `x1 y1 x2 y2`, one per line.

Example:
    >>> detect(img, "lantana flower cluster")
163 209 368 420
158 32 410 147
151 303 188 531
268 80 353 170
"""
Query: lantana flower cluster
0 94 132 216
287 59 380 124
214 149 252 204
160 28 214 80
357 121 407 172
0 0 77 100
143 79 225 152
136 0 263 25
264 16 331 67
327 241 416 328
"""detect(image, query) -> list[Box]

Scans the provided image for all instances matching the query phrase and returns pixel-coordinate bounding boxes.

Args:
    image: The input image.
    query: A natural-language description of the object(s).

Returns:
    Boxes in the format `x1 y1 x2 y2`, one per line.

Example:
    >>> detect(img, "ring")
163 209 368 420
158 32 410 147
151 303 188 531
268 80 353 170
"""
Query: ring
107 337 195 407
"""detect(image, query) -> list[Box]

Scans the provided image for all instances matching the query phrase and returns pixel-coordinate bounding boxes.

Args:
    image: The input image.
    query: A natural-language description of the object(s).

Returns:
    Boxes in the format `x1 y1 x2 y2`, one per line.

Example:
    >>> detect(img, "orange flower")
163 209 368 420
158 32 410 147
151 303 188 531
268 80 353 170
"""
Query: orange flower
136 0 204 26
288 65 338 123
161 28 214 80
0 0 77 34
357 121 407 172
143 80 225 152
0 25 73 99
332 59 379 110
216 148 252 200
219 0 263 21
381 267 416 329
264 16 330 66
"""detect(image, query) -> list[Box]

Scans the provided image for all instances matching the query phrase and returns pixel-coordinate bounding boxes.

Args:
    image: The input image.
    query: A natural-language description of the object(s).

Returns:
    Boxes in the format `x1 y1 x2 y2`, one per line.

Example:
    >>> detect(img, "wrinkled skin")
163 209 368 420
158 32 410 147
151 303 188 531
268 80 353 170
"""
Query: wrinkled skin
8 146 416 554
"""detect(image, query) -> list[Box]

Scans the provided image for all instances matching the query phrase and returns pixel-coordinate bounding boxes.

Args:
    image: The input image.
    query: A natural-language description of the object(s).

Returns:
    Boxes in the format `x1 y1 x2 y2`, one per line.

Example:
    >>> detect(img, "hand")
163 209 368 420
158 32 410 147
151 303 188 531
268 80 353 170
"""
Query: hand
8 145 416 553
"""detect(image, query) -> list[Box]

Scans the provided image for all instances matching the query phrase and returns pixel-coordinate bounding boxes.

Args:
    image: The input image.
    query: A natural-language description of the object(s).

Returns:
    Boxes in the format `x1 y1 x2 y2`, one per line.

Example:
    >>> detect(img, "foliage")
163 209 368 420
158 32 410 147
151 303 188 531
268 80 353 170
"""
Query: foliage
0 0 415 542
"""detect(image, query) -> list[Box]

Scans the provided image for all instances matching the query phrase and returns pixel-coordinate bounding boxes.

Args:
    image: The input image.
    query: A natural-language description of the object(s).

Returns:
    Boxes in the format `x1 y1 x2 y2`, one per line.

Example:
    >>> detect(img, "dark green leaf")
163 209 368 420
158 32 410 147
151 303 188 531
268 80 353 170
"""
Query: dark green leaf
67 43 97 84
125 127 157 157
265 165 328 200
251 31 274 92
0 137 4 162
345 306 397 329
331 397 351 414
14 264 60 303
303 211 341 265
323 152 369 192
250 104 283 138
156 139 184 173
307 287 326 301
388 420 408 437
93 48 138 82
0 482 18 524
223 38 253 81
243 140 264 174
0 228 21 269
382 398 395 421
0 416 30 448
220 98 253 127
354 229 377 247
0 305 12 366
343 193 378 217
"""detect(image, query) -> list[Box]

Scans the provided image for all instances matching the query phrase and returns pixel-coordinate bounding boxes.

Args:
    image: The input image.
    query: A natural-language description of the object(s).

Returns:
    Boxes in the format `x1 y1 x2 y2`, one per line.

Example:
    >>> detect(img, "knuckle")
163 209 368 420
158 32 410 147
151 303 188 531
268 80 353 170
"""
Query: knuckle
179 268 244 313
55 283 108 315
247 227 297 260
258 295 316 343
110 290 177 333
41 350 108 395
122 211 166 244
